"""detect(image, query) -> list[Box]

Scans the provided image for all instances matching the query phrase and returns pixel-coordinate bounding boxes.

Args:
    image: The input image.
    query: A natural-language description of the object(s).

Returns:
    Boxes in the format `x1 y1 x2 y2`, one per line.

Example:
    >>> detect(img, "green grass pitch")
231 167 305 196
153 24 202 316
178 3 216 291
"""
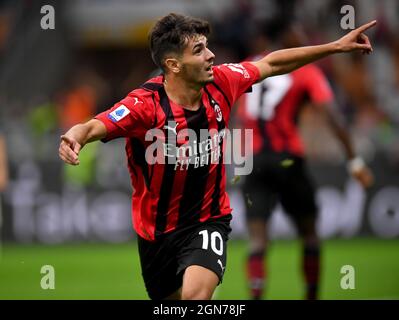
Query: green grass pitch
0 239 398 300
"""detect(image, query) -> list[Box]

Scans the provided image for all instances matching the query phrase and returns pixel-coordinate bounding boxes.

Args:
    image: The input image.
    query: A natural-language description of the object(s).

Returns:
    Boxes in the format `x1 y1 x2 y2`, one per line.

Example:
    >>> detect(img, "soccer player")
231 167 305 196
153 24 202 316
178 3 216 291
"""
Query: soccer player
58 13 376 300
240 21 374 300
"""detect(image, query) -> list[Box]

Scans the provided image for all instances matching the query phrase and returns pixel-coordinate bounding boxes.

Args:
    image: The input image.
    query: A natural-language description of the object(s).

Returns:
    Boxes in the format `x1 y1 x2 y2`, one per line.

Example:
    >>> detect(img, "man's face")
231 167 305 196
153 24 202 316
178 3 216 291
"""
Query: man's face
178 35 215 85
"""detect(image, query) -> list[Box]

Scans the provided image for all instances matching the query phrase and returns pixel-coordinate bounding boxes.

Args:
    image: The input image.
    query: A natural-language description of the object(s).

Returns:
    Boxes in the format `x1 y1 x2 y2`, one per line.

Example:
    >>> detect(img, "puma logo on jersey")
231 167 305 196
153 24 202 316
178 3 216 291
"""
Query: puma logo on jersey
217 259 225 273
133 97 143 105
164 122 179 135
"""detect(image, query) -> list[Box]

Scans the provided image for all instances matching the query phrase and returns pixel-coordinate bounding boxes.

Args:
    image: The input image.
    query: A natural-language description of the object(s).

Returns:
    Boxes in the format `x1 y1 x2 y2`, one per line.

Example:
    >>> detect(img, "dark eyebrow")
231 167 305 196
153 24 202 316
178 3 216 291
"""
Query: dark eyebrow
193 42 205 51
192 39 208 52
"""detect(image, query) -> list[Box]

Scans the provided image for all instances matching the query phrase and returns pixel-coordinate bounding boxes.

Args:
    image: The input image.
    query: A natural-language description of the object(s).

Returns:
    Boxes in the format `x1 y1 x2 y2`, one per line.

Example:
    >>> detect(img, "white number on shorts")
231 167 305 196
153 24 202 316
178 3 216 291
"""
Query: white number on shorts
199 230 223 256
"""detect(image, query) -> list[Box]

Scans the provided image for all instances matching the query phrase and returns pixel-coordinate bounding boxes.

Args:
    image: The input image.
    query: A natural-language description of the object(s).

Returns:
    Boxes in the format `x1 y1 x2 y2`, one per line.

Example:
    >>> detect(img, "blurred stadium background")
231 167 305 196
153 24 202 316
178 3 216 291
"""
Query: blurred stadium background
0 0 398 300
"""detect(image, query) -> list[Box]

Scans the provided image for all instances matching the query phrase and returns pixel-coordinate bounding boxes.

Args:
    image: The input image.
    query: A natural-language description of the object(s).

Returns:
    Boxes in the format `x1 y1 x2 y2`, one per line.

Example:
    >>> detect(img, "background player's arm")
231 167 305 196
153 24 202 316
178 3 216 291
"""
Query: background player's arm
0 134 8 191
251 20 376 81
317 102 374 188
59 119 106 166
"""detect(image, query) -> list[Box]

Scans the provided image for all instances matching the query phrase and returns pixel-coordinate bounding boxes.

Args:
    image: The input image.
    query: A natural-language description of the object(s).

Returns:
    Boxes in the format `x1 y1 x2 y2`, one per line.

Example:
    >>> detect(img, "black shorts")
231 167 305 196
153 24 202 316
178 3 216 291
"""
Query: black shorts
243 152 318 222
137 215 232 300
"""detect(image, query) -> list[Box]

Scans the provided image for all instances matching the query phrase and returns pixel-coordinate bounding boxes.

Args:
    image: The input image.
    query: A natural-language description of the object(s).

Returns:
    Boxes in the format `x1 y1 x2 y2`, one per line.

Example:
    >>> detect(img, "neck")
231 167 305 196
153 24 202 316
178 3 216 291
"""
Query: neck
164 75 203 110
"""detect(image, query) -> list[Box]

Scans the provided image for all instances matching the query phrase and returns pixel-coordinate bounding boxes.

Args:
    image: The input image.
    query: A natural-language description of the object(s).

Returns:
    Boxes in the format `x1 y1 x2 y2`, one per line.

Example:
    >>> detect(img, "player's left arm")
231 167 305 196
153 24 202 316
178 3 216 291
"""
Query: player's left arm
251 20 376 81
316 102 374 188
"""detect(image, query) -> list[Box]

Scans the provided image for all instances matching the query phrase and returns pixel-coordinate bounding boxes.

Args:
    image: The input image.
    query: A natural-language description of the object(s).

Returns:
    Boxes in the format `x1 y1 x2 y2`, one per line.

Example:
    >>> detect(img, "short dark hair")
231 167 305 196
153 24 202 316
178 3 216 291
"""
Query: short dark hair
149 13 211 71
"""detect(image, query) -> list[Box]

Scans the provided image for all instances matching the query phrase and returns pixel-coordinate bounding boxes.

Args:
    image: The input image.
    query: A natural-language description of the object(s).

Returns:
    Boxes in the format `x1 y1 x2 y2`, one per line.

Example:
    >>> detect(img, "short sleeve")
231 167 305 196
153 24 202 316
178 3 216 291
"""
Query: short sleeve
212 62 260 106
303 65 334 104
95 93 155 142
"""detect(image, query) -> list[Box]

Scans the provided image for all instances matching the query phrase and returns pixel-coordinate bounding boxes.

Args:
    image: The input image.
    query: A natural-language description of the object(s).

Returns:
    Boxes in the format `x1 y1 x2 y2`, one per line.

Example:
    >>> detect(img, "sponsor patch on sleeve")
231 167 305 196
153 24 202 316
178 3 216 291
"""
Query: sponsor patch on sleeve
107 104 130 122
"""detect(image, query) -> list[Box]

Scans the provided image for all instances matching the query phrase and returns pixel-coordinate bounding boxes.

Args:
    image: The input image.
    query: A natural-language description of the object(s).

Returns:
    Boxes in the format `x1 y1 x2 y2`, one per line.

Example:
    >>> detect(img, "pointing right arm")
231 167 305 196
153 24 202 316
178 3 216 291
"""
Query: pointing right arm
58 119 106 166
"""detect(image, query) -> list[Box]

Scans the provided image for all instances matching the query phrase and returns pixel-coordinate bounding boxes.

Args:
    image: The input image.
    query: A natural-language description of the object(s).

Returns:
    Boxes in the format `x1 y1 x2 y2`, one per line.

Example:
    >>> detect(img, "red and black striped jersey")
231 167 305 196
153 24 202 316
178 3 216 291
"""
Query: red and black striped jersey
95 62 259 241
239 58 333 157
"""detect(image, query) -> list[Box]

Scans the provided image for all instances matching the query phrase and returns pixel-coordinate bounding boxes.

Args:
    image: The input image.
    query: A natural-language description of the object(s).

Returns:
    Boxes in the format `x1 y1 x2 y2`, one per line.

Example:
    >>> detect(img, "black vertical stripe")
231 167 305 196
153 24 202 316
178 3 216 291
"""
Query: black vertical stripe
258 119 272 153
257 82 272 152
177 105 210 227
204 86 226 217
126 146 138 180
211 82 231 109
155 87 176 237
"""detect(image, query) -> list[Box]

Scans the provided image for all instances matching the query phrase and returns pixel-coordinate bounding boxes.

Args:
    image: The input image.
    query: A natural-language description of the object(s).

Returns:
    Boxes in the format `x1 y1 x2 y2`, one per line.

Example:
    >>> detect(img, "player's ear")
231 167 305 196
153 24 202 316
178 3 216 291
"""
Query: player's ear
164 57 180 74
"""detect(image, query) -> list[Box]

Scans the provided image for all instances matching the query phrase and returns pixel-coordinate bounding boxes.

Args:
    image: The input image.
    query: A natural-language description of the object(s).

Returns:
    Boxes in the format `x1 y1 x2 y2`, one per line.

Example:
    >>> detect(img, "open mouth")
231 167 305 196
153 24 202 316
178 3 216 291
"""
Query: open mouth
205 64 213 73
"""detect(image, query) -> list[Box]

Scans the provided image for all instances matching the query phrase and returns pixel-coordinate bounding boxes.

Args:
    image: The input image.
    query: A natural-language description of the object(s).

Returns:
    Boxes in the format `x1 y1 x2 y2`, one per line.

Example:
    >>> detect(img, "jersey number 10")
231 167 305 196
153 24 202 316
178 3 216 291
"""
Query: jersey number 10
199 230 224 256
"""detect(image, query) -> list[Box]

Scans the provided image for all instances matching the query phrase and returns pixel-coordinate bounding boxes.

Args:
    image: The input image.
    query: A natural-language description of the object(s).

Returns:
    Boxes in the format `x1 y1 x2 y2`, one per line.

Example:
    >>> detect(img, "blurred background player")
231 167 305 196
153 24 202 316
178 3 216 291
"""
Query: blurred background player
0 123 9 258
0 129 8 195
238 19 374 300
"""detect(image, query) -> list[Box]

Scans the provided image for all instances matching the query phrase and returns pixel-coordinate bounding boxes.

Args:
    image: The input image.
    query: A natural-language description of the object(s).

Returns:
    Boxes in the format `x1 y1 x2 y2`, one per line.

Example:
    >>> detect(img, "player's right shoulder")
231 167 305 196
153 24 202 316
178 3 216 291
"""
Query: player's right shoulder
113 92 146 112
116 80 160 109
126 75 164 102
106 89 155 123
127 89 154 103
